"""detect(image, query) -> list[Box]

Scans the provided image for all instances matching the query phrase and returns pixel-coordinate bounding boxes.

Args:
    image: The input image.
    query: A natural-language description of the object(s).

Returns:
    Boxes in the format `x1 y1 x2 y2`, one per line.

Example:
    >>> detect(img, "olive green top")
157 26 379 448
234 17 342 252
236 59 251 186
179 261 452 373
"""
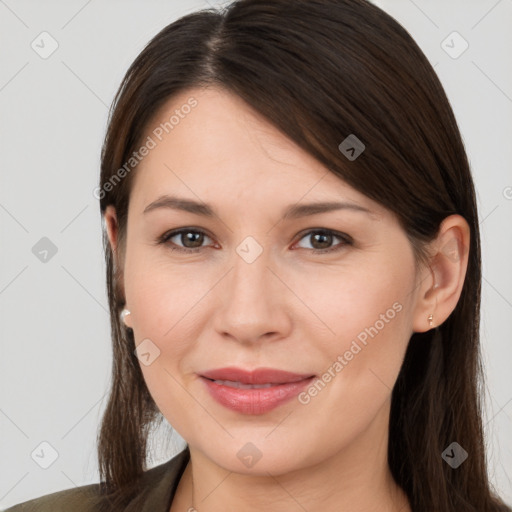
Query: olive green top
3 448 190 512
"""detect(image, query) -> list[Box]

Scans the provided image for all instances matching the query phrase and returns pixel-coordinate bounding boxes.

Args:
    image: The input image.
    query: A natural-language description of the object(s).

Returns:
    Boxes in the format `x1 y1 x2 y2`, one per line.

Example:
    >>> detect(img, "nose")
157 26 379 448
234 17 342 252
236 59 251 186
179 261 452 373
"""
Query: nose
213 247 293 345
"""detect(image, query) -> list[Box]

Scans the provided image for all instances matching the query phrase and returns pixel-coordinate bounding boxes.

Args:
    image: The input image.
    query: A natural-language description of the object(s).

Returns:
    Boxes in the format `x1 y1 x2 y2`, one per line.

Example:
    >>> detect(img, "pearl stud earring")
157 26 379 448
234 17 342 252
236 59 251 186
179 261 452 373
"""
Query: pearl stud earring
120 308 131 325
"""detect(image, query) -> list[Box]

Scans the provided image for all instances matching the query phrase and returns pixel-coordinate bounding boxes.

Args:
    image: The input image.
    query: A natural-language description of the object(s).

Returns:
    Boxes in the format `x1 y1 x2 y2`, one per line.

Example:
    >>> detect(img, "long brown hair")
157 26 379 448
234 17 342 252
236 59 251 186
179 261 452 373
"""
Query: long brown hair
95 0 510 510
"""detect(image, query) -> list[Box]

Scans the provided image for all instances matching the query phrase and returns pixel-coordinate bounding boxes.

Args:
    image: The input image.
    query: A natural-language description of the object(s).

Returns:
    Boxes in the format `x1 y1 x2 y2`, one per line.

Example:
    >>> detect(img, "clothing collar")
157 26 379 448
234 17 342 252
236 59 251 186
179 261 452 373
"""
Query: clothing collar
125 446 190 511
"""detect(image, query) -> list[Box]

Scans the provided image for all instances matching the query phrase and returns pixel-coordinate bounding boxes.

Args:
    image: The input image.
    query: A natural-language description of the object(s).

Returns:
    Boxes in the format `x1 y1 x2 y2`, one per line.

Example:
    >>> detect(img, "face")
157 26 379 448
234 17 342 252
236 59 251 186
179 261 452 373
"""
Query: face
111 86 425 475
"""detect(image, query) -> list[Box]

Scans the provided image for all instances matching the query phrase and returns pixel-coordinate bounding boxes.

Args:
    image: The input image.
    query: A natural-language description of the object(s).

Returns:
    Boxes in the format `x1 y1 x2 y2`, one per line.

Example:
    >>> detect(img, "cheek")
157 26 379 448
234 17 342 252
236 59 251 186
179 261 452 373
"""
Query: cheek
123 256 205 430
124 247 209 342
333 270 412 355
308 249 416 414
309 248 414 345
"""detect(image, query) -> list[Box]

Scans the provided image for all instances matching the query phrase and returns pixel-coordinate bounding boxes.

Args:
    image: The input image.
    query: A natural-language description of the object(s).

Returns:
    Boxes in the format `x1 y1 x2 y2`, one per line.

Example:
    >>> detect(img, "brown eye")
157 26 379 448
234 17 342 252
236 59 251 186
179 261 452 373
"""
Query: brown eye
159 229 213 253
294 229 352 254
177 231 204 248
310 232 333 250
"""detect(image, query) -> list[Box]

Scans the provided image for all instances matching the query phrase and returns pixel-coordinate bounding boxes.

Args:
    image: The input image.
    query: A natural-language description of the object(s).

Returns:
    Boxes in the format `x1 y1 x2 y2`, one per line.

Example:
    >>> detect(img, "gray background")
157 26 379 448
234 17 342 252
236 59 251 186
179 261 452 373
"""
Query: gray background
1 0 511 508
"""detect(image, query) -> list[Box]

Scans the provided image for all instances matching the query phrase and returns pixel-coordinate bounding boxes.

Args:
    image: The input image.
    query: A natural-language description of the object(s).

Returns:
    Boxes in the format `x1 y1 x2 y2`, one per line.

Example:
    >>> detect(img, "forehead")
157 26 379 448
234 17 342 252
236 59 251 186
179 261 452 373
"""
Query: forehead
129 86 383 216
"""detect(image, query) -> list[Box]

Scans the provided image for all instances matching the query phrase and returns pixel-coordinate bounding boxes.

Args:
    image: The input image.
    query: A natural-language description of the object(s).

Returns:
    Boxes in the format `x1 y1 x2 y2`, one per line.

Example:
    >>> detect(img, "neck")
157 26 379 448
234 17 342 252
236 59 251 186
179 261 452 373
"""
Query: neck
171 400 411 512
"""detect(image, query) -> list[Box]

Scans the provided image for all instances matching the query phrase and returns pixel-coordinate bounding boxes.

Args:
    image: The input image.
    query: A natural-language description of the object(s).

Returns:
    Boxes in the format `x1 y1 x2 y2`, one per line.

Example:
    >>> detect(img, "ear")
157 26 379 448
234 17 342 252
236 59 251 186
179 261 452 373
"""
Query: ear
103 206 131 326
412 214 470 333
104 205 119 254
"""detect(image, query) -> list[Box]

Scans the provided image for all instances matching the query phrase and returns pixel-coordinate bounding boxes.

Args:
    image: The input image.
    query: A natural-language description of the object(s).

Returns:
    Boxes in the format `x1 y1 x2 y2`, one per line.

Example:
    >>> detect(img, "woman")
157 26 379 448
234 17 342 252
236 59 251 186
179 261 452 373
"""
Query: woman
6 0 510 510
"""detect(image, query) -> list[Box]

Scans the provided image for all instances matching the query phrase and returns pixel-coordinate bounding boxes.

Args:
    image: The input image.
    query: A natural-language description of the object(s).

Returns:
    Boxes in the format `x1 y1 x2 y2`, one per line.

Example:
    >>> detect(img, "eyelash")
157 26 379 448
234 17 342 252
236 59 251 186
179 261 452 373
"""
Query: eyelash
156 228 353 255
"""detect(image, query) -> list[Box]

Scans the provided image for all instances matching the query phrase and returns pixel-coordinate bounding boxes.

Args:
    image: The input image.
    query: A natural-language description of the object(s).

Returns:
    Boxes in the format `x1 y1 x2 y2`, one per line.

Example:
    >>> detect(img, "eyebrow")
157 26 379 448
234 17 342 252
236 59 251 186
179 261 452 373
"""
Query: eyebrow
143 194 376 219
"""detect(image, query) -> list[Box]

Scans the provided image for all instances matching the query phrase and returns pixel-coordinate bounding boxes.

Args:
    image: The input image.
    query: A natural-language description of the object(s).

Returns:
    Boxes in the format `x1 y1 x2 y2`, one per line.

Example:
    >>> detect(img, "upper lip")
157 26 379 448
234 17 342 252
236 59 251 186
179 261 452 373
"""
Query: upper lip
200 367 315 385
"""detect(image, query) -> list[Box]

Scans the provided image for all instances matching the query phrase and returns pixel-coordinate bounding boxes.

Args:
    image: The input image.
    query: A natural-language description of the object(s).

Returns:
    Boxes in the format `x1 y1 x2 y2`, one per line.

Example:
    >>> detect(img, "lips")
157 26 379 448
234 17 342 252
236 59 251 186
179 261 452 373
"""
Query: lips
199 367 316 414
200 367 314 386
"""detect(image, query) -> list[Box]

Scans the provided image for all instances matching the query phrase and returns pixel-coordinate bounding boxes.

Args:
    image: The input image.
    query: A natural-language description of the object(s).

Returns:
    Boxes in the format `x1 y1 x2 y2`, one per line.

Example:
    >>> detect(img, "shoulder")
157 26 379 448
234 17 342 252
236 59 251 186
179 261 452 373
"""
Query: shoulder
3 448 190 512
1 482 103 512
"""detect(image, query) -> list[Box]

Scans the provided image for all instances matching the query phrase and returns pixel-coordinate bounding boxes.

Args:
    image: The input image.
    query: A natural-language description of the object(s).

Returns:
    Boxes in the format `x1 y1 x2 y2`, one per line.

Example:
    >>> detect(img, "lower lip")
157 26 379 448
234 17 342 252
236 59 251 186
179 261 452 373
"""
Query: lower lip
200 376 315 415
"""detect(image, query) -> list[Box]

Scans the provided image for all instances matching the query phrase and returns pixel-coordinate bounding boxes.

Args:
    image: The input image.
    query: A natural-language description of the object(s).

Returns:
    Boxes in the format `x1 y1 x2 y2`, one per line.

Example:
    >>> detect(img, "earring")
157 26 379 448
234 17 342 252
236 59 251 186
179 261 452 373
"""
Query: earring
120 308 131 325
428 314 433 328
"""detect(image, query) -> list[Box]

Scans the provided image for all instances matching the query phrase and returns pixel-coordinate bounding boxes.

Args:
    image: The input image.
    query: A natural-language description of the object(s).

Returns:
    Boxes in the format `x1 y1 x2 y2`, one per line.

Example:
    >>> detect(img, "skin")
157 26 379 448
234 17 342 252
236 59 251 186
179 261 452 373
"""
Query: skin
104 86 470 512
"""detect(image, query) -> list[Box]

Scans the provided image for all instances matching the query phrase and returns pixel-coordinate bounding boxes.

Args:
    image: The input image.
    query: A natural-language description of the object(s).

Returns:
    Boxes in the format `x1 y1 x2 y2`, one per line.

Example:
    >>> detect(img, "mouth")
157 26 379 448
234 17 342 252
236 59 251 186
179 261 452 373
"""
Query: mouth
202 379 286 389
200 366 315 384
198 367 316 414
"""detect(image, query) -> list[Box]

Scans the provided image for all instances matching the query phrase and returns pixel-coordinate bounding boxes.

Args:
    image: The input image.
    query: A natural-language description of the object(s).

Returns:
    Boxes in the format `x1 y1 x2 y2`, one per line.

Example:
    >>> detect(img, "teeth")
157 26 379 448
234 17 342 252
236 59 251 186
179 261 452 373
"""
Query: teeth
212 379 277 389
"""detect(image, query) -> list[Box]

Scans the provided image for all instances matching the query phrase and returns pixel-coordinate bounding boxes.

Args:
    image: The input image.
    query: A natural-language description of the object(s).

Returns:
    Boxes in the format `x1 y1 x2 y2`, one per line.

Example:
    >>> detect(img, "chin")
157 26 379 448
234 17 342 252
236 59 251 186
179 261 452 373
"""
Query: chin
194 436 328 477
